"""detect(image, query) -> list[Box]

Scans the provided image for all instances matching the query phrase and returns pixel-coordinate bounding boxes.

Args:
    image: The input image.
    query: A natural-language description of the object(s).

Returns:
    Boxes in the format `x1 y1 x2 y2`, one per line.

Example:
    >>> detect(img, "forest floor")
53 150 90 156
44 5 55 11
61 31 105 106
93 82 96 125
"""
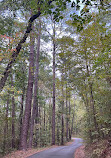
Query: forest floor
74 145 85 158
3 140 74 158
76 139 111 158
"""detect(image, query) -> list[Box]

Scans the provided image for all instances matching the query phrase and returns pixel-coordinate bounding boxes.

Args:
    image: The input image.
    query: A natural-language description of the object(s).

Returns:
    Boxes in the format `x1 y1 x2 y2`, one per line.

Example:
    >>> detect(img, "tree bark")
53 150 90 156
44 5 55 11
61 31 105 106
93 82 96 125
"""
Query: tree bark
39 106 42 147
89 83 100 136
82 88 92 142
48 100 52 144
3 95 9 152
28 19 41 148
61 73 64 145
34 98 40 147
66 83 69 141
57 115 60 145
20 30 35 150
19 86 25 148
44 105 46 132
52 22 56 145
71 104 75 137
68 96 71 140
11 75 15 149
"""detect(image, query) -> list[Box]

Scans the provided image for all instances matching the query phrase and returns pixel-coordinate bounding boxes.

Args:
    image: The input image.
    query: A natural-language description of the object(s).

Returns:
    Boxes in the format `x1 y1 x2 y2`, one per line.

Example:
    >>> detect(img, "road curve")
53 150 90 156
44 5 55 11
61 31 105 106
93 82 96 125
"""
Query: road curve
27 138 83 158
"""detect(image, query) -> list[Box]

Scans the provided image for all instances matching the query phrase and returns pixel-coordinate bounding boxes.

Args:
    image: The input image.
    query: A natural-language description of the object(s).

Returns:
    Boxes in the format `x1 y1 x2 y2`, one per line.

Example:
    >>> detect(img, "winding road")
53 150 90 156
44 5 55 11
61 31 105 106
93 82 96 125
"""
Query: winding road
27 138 83 158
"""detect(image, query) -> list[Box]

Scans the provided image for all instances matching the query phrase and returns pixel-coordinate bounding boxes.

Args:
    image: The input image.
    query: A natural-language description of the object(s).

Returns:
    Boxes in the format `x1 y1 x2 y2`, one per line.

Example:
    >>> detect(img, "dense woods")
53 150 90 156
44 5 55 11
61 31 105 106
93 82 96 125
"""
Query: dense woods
0 0 111 157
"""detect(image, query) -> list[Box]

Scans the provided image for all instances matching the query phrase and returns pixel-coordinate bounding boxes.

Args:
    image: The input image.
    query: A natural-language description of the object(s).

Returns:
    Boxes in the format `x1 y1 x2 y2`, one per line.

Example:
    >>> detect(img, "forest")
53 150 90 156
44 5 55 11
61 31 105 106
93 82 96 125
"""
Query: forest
0 0 111 158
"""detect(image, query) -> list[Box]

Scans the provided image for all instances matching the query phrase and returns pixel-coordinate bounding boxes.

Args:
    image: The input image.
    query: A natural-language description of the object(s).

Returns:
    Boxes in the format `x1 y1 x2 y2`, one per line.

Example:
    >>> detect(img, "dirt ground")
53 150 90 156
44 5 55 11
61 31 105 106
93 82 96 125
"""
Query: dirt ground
74 146 85 158
80 140 111 158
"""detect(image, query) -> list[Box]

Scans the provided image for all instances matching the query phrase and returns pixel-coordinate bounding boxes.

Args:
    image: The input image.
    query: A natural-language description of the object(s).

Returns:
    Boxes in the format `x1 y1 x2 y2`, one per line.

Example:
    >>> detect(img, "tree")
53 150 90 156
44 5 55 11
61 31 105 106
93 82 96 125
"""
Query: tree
11 75 16 149
0 0 74 92
52 20 56 145
28 18 41 148
20 28 35 150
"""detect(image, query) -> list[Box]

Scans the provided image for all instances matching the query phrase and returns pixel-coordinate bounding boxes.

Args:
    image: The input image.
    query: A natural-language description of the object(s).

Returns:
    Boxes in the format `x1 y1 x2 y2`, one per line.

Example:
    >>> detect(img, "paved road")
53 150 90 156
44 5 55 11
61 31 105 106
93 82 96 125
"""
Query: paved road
27 138 83 158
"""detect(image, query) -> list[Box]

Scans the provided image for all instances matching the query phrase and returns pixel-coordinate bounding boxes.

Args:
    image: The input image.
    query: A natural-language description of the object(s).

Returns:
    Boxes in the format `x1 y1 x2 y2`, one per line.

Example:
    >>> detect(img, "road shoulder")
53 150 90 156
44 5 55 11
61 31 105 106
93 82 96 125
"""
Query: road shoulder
3 140 74 158
74 145 85 158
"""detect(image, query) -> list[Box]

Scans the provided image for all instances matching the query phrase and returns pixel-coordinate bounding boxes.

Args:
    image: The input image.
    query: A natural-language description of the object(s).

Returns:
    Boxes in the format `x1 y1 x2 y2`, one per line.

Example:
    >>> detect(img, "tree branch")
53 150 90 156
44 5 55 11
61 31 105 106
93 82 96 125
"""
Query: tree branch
0 11 42 92
0 0 56 92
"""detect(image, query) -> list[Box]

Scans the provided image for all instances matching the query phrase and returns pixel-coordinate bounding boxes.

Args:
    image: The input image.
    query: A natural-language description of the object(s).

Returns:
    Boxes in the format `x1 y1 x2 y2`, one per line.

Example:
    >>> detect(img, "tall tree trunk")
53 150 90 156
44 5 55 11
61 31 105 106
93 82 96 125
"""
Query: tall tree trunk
61 73 64 145
43 105 46 146
48 100 52 144
34 99 39 147
19 86 25 148
11 75 15 149
3 95 9 152
82 87 92 142
44 105 46 132
39 106 42 147
20 30 35 150
34 96 40 147
57 115 60 145
52 22 56 145
89 83 100 136
28 19 41 148
66 83 69 141
71 104 75 137
68 96 71 140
